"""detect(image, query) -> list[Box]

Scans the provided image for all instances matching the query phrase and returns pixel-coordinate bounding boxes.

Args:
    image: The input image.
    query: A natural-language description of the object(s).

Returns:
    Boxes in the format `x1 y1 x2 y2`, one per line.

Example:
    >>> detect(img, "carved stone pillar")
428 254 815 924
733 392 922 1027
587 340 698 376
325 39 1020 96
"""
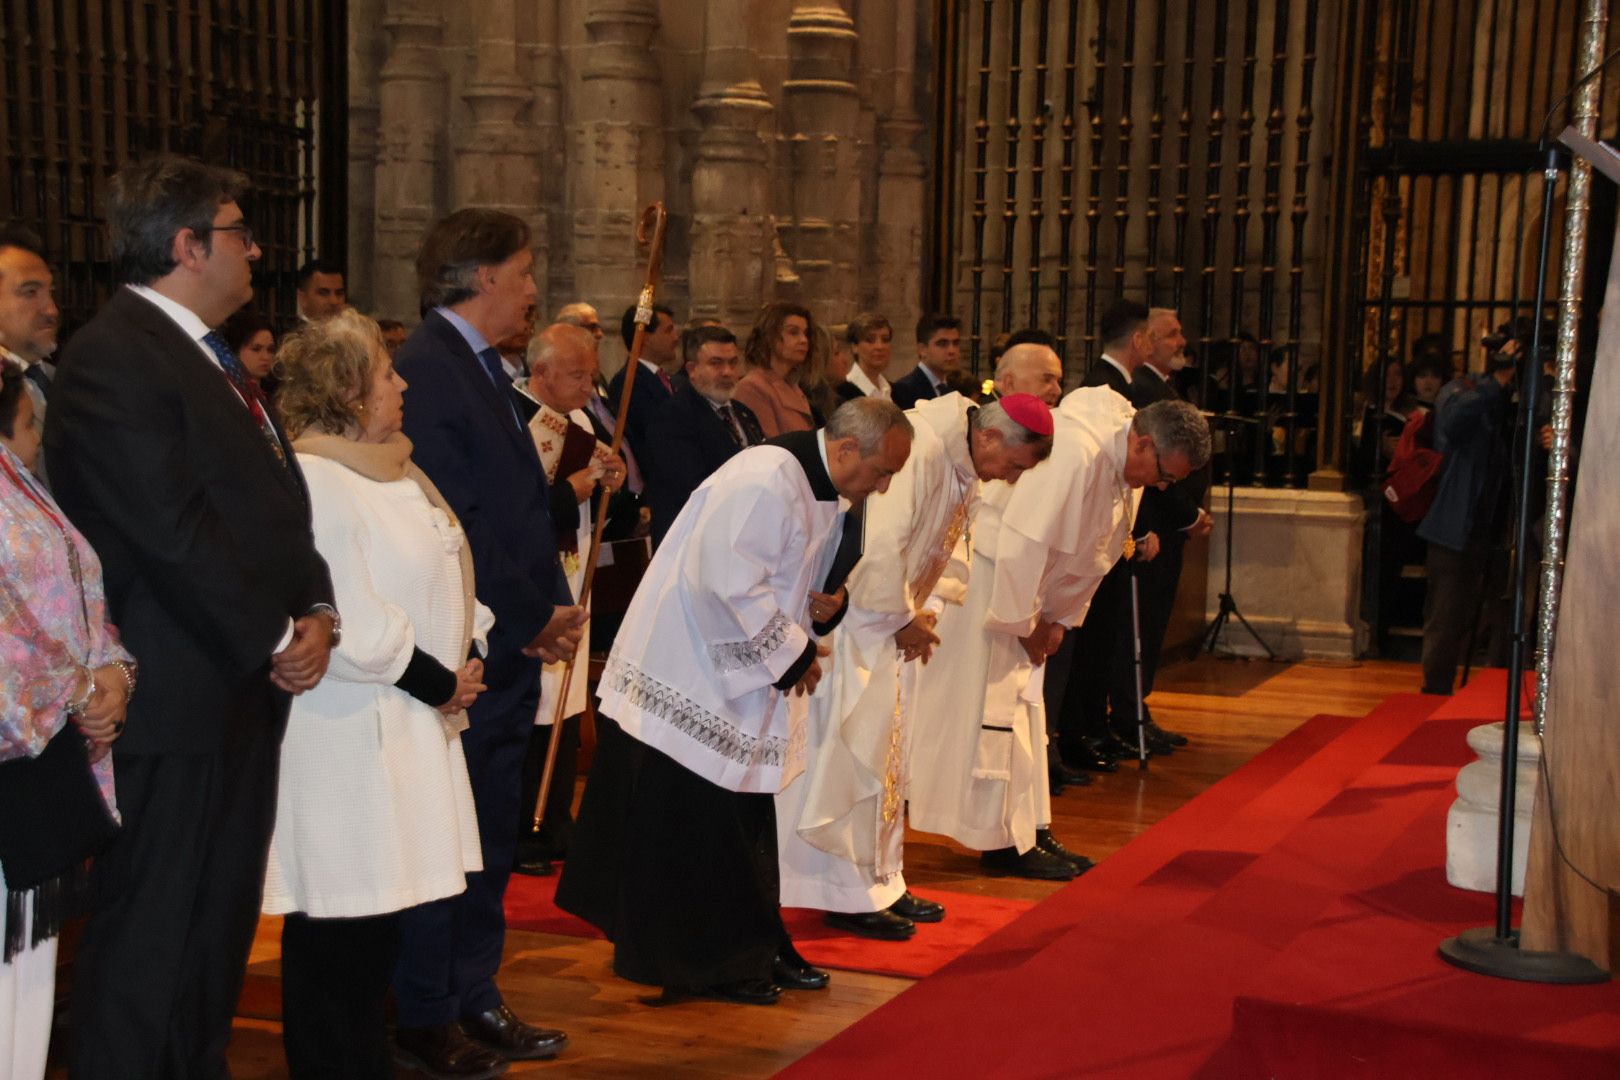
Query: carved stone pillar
531 1 565 313
779 3 862 326
373 0 447 321
572 0 665 346
346 0 385 310
688 0 775 330
874 0 925 334
454 0 542 294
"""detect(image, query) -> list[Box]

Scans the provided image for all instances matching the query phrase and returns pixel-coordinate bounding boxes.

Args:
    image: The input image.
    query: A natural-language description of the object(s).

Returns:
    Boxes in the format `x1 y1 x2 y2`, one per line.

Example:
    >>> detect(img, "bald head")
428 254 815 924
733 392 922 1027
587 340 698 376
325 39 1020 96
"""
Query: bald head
556 301 605 342
527 323 598 413
995 343 1064 406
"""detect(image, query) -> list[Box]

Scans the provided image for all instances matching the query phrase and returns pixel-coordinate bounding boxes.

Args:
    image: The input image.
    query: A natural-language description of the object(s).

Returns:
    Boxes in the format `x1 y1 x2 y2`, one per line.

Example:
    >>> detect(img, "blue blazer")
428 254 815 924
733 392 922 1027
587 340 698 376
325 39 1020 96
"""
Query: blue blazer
395 310 571 710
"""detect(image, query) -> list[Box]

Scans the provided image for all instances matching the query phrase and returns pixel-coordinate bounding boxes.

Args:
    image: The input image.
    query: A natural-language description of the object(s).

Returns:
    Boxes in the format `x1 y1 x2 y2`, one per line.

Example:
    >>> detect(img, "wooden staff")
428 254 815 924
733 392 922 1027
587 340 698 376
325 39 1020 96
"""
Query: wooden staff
532 202 669 830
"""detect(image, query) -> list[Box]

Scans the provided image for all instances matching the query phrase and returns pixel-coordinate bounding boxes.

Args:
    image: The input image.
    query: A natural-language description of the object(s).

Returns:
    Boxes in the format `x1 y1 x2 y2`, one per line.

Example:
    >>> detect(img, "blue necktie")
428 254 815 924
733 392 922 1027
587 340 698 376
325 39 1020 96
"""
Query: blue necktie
477 347 523 431
23 364 50 397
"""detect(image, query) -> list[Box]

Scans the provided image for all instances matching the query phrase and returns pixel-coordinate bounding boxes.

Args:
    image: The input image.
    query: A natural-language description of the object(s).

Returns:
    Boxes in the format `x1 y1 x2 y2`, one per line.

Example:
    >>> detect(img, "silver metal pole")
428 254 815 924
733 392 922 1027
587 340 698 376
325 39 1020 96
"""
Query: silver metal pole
1533 0 1608 736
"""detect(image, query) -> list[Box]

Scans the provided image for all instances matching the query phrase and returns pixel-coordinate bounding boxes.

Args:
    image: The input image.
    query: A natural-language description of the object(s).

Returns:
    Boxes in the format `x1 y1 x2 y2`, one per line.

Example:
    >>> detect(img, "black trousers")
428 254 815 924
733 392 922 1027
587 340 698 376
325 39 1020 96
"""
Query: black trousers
1134 536 1187 698
557 715 784 989
393 687 532 1028
280 911 399 1080
71 716 283 1080
1422 534 1492 694
516 713 581 863
1058 557 1134 754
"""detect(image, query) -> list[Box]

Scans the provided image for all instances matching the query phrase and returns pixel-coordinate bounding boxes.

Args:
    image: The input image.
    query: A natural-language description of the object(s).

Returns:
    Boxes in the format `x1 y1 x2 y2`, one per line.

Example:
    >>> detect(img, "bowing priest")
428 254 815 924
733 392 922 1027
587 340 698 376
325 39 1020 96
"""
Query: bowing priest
514 324 628 876
909 390 1210 880
558 398 914 1006
777 392 1054 941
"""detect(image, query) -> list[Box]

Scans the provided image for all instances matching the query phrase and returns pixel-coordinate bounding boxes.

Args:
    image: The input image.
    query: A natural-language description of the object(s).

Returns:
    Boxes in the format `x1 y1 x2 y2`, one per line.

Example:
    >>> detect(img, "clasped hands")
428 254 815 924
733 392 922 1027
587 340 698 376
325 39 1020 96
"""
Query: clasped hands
567 453 629 503
1019 618 1066 665
271 612 336 694
895 610 941 664
70 665 132 763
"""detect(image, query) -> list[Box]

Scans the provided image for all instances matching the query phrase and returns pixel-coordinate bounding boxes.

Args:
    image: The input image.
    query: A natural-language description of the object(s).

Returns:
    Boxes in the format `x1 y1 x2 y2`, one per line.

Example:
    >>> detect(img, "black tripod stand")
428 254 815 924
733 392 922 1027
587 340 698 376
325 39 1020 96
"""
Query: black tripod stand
1201 413 1276 658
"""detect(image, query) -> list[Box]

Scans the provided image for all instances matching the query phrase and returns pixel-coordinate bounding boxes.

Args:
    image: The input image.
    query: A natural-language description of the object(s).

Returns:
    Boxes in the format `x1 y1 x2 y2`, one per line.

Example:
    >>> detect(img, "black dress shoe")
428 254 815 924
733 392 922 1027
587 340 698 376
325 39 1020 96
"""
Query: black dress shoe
1050 761 1092 789
1065 744 1117 773
824 909 916 940
703 978 781 1005
394 1023 509 1079
1144 718 1189 747
1111 726 1173 757
888 891 946 923
772 951 831 990
980 846 1077 881
1035 827 1095 874
1093 731 1140 760
462 1004 567 1061
512 857 555 877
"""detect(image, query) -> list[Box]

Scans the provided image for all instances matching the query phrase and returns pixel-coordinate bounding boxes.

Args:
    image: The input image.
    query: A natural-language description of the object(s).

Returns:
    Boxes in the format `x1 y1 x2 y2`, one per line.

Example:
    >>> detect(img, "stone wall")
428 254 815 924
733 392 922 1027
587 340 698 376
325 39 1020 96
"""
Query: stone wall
349 0 930 373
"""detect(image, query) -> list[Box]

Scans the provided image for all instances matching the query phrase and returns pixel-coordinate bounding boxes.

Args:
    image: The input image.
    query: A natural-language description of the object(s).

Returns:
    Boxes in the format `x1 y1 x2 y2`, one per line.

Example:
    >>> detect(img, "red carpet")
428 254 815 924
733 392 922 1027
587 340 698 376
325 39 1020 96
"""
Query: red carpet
503 869 1032 980
781 678 1620 1080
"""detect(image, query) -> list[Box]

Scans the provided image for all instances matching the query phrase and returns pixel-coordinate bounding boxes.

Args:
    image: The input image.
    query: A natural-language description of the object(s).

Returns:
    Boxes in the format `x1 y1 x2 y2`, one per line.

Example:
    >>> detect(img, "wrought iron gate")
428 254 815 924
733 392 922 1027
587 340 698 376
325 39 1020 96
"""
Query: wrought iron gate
0 0 346 332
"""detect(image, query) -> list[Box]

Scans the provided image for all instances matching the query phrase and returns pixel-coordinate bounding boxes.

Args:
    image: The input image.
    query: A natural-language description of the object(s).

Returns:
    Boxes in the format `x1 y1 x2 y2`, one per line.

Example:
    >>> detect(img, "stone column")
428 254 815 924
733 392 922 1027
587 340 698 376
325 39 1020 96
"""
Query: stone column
373 0 447 321
779 3 862 326
531 1 566 314
573 0 665 359
688 0 775 330
874 0 925 334
346 0 385 310
453 0 542 293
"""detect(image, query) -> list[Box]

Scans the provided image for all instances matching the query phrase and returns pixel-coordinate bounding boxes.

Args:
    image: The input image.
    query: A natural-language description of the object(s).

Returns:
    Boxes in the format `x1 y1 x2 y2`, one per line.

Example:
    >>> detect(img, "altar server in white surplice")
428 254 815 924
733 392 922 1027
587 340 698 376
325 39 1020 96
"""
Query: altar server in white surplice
515 324 628 875
908 388 1210 880
776 393 1053 941
557 398 913 1006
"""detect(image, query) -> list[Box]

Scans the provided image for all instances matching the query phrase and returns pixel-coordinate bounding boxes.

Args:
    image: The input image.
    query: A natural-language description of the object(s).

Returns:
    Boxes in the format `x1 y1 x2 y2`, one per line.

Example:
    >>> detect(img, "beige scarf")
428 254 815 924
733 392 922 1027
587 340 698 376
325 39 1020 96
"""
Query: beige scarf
292 431 479 733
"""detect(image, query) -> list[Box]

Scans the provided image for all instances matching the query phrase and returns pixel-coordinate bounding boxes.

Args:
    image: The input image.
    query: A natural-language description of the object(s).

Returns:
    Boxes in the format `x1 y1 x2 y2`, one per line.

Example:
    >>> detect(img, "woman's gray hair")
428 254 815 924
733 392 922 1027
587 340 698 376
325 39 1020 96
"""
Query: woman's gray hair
826 397 913 456
1132 399 1211 469
275 308 387 438
971 398 1052 453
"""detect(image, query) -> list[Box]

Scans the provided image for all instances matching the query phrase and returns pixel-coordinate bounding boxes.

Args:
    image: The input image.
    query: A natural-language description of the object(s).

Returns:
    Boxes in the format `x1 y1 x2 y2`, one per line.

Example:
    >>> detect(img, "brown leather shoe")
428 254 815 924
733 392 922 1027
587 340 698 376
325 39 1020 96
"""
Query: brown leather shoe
462 1004 568 1061
393 1023 509 1079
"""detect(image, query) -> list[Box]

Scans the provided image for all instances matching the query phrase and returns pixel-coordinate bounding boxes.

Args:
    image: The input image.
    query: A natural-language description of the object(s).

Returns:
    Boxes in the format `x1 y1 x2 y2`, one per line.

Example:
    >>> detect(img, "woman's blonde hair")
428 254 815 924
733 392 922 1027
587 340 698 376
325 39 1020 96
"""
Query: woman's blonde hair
275 308 387 438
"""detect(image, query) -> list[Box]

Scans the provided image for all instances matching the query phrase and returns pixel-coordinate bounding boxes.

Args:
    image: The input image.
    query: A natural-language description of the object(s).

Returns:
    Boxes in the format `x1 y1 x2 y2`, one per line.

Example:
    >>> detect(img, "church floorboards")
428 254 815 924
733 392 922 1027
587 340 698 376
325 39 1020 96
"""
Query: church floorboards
220 655 1422 1077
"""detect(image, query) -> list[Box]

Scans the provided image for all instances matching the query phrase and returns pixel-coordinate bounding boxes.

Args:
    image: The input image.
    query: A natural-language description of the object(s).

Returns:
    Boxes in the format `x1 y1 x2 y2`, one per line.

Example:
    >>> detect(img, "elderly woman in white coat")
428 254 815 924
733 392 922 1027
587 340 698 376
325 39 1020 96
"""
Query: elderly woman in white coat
262 310 491 1080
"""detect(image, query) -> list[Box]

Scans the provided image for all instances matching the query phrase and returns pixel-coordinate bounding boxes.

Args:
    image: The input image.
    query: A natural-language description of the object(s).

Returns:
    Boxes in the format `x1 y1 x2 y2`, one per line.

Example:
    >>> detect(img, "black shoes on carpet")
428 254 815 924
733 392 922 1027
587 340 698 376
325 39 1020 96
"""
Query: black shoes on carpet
980 845 1076 881
889 890 946 923
825 908 916 940
1035 827 1094 874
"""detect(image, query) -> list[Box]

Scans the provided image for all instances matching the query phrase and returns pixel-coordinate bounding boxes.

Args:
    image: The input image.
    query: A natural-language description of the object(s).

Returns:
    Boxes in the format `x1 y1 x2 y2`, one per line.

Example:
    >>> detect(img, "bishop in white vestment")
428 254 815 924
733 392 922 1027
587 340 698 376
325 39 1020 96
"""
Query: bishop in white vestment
557 400 913 1003
908 389 1209 878
775 394 1053 938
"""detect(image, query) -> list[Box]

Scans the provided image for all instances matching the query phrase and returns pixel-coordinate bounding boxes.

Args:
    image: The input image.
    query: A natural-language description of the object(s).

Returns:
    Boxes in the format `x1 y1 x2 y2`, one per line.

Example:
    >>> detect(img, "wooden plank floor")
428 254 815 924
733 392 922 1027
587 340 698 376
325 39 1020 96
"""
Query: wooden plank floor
210 655 1422 1078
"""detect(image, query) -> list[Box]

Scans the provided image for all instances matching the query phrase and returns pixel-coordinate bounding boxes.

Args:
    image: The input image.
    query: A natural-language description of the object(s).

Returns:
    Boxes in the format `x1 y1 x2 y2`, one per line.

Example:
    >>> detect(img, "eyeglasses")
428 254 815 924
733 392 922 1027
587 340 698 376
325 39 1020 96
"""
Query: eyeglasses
1149 443 1182 486
204 222 255 249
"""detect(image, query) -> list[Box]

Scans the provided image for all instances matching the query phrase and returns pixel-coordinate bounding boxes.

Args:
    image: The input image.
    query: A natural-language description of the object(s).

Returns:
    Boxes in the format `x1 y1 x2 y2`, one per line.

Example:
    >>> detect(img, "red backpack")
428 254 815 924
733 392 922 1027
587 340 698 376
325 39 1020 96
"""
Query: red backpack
1383 409 1443 523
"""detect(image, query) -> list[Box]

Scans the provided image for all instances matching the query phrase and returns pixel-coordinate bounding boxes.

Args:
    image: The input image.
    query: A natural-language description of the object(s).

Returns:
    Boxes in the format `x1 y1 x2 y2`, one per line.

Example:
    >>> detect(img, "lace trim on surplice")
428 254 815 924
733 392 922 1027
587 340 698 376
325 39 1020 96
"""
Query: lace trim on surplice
706 611 793 673
603 653 786 769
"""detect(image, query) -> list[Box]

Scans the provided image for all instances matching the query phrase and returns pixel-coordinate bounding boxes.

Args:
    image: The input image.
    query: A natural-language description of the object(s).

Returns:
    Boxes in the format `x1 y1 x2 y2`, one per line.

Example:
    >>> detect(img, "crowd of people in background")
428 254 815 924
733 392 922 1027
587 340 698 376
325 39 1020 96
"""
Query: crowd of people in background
1 147 1549 1080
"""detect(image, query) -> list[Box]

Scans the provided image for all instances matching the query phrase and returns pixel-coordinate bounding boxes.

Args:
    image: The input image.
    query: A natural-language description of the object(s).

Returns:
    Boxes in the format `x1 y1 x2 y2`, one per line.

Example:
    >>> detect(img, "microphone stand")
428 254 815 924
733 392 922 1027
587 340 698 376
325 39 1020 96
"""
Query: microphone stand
1200 411 1276 658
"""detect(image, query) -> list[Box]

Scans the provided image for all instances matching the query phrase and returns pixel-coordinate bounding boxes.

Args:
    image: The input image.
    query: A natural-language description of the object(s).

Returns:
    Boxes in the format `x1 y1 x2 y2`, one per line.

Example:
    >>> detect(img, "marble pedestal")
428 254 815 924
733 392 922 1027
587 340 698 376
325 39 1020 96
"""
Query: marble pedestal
1446 721 1541 896
1203 487 1367 659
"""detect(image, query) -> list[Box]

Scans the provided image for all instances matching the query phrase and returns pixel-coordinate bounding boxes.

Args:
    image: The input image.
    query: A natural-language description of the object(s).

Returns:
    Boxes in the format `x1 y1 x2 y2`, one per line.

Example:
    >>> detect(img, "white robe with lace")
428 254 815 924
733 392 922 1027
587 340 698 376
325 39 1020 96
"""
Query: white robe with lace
777 394 979 911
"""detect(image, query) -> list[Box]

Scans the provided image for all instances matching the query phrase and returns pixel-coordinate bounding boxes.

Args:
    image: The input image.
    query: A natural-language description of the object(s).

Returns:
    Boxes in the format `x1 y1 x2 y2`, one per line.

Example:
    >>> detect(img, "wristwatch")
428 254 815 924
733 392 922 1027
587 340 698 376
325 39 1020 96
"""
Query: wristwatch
306 603 343 647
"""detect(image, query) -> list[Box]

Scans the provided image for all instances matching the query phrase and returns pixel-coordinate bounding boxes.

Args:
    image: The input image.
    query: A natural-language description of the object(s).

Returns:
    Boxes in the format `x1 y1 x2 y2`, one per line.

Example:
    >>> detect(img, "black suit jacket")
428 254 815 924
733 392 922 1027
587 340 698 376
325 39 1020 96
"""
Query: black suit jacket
1128 365 1209 544
890 366 941 410
1081 356 1134 399
396 310 571 713
44 287 334 754
642 384 765 547
607 358 675 468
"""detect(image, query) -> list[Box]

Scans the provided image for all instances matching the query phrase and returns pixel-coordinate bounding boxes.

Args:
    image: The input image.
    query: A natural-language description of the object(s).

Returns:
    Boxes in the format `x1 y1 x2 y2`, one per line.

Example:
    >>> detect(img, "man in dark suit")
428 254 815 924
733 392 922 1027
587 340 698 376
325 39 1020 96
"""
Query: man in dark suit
1124 309 1210 748
606 301 679 466
890 311 962 410
0 224 60 479
642 323 765 546
44 155 337 1078
1052 299 1162 771
391 209 585 1073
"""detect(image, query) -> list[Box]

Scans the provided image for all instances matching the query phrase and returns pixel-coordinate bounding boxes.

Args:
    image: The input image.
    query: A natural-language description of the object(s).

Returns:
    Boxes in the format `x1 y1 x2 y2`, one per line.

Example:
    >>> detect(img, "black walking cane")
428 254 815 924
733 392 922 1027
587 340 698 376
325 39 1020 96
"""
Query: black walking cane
1128 557 1150 772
